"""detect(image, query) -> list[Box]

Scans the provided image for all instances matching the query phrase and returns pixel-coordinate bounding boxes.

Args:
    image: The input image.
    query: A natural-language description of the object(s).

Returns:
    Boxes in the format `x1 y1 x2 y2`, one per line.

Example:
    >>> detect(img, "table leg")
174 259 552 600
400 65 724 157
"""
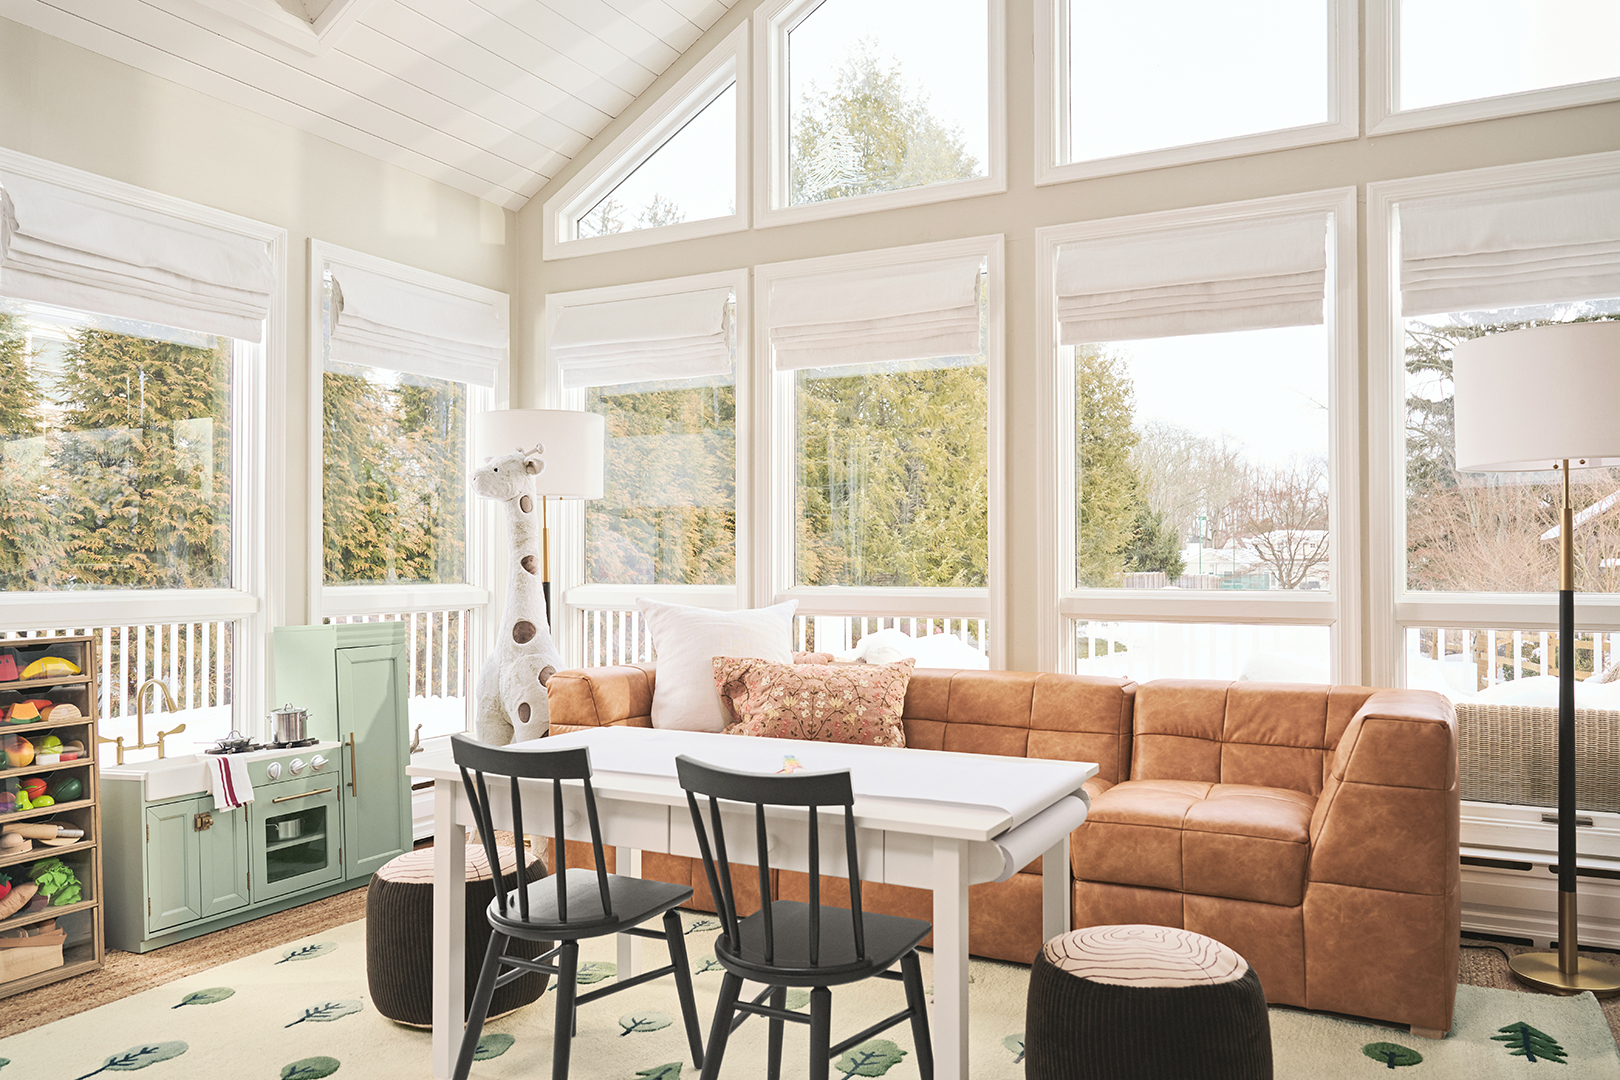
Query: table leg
1042 835 1070 944
932 837 970 1080
616 845 643 979
431 779 466 1080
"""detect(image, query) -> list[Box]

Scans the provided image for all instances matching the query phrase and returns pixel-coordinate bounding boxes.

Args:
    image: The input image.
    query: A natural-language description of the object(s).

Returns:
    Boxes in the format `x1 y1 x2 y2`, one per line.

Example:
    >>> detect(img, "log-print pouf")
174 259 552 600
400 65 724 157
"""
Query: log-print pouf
1026 924 1272 1080
367 844 552 1027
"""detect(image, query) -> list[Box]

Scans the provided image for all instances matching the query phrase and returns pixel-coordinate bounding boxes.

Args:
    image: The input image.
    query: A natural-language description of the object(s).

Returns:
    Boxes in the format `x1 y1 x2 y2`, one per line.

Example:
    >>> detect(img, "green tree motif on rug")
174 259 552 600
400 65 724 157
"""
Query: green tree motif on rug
1493 1021 1568 1064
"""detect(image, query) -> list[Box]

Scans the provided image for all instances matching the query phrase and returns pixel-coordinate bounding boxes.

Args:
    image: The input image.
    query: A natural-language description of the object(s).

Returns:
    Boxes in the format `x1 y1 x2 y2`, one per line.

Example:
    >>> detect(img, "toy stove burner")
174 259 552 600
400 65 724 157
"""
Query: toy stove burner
269 737 320 749
205 742 264 755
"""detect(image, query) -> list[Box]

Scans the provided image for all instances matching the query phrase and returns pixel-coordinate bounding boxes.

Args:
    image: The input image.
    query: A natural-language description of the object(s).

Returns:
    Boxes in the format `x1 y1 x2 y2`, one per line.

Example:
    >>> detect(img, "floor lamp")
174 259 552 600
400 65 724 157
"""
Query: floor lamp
475 409 605 625
1452 320 1620 997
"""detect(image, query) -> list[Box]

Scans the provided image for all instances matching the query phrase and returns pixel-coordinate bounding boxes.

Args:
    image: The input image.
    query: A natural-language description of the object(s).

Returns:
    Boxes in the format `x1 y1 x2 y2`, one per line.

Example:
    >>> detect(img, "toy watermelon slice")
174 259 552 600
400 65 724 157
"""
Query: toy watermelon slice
19 657 79 680
0 656 15 682
6 703 38 723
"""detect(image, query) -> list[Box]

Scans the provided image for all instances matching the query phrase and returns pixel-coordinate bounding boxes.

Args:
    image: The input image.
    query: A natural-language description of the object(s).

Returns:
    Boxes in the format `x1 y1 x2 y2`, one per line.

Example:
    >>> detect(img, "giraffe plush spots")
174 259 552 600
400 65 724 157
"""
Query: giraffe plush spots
472 444 564 745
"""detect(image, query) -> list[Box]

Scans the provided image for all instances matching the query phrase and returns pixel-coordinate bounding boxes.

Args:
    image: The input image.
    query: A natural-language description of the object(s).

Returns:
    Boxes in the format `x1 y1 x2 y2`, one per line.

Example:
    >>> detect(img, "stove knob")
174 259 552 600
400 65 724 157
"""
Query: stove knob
265 761 282 781
310 755 328 772
289 758 307 776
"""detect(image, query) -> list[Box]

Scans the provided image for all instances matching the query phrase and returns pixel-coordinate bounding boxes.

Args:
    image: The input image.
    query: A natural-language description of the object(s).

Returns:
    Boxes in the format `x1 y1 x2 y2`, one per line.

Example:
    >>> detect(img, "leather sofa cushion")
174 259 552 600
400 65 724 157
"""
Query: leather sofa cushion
1076 780 1316 907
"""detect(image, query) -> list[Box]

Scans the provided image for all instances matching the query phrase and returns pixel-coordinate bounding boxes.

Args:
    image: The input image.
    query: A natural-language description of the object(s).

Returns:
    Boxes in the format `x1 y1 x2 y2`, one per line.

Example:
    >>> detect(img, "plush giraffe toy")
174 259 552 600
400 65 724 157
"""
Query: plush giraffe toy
472 444 564 745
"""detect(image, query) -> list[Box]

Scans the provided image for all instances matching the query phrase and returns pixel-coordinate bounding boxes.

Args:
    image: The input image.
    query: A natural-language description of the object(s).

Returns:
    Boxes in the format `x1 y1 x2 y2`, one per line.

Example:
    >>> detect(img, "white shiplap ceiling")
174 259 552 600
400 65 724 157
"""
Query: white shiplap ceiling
0 0 737 209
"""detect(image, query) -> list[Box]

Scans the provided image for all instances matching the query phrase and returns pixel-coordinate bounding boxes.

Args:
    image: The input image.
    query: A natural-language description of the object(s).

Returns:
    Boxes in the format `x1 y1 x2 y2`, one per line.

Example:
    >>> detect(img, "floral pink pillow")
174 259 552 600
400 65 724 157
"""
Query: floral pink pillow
711 657 914 748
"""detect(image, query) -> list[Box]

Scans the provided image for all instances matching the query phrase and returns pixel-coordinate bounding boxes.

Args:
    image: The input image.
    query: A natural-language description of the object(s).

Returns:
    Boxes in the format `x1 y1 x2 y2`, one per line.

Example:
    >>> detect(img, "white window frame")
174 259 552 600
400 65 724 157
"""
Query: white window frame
756 236 1006 667
0 146 286 723
1035 0 1358 187
544 269 752 666
1366 151 1620 689
308 240 498 737
1035 190 1360 681
1368 1 1620 136
542 24 749 261
754 0 1008 228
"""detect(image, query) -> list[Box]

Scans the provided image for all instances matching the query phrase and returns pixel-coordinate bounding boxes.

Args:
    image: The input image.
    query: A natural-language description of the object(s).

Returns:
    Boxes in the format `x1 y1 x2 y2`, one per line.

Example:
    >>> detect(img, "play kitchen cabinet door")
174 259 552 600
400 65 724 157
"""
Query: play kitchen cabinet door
143 795 248 933
272 623 412 884
248 776 342 902
336 644 412 879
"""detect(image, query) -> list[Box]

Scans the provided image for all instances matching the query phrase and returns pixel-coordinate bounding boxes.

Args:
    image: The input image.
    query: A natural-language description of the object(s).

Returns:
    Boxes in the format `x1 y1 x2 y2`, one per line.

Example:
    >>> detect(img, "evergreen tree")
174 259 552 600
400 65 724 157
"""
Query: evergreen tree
50 327 232 589
1076 347 1143 587
0 313 53 589
791 46 981 204
1124 499 1186 579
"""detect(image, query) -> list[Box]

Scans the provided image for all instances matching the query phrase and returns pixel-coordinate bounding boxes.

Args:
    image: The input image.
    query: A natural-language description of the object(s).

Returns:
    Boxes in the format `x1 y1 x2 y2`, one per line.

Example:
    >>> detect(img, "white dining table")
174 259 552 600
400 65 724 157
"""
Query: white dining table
408 727 1097 1080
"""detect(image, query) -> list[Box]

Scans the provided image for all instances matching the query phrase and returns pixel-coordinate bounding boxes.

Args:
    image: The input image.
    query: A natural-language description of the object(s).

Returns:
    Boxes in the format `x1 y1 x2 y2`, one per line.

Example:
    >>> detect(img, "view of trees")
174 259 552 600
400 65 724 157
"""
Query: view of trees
0 313 234 591
585 380 737 585
1405 303 1620 594
323 367 467 585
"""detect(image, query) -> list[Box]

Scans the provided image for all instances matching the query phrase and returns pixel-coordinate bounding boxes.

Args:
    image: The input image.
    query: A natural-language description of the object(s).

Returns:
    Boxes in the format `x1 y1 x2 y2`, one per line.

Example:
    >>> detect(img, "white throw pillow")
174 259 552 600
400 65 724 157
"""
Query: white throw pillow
638 599 798 732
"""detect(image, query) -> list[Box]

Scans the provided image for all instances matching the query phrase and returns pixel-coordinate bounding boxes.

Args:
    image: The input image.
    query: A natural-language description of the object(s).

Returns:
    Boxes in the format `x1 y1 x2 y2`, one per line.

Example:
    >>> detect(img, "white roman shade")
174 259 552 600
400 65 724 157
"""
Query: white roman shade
551 286 732 390
768 255 984 371
1055 212 1328 345
328 264 506 388
1399 175 1620 318
0 172 274 342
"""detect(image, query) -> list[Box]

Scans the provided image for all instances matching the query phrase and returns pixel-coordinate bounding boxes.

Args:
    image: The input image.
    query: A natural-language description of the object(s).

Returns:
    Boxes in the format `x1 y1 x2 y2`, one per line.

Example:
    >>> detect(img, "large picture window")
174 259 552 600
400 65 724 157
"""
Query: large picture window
1038 192 1357 680
1038 0 1356 183
759 0 1005 224
0 152 281 753
1369 154 1620 696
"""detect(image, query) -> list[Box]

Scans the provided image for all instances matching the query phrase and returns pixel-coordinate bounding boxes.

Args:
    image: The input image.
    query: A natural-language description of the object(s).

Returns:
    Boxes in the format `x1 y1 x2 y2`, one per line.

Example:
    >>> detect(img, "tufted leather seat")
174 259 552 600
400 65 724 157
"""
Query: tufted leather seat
544 664 1459 1036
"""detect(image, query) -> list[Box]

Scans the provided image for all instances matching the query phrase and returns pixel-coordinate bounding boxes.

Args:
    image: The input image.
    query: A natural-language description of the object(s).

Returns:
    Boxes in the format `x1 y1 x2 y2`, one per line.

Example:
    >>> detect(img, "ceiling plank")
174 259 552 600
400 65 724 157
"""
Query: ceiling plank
536 0 679 74
596 0 703 56
468 0 659 100
0 0 528 208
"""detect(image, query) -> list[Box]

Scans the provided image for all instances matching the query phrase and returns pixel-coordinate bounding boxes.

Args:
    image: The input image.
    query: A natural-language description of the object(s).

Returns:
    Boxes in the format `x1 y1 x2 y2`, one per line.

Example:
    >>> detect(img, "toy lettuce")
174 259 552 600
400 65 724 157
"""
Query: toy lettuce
28 858 81 906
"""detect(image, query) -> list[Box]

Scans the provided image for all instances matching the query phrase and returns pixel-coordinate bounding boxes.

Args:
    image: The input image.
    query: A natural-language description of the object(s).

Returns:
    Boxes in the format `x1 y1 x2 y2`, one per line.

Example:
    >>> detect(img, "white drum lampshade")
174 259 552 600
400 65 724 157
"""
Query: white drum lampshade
474 409 605 500
1453 322 1620 473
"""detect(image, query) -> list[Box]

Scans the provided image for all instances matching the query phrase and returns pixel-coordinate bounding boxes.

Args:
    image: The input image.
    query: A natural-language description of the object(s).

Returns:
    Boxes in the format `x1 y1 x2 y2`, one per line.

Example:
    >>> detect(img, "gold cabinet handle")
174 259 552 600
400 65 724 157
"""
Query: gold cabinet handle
271 786 334 804
347 733 358 798
193 812 213 831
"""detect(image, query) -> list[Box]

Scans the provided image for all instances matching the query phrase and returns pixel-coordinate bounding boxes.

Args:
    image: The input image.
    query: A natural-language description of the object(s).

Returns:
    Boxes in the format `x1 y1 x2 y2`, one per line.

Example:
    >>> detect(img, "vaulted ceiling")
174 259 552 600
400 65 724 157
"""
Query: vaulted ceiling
1 0 738 209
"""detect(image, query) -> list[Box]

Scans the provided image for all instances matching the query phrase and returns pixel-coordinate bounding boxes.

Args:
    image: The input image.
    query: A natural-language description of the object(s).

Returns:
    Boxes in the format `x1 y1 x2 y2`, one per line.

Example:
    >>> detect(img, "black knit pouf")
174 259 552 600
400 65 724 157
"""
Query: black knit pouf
1026 924 1272 1080
366 844 552 1027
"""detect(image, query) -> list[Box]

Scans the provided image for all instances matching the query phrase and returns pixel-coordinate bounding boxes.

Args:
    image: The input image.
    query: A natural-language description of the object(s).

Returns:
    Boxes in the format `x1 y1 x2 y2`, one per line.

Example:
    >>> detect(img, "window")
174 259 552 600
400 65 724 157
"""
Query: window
1038 0 1356 183
1038 192 1357 679
759 0 1005 223
546 272 748 663
0 151 281 753
311 243 503 741
545 25 748 259
1371 1 1620 132
1368 153 1620 692
760 237 1003 662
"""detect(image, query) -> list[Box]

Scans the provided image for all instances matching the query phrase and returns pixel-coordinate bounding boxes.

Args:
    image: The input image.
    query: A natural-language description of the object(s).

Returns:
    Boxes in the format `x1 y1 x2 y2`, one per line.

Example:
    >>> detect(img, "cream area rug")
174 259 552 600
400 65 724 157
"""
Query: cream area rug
0 914 1616 1079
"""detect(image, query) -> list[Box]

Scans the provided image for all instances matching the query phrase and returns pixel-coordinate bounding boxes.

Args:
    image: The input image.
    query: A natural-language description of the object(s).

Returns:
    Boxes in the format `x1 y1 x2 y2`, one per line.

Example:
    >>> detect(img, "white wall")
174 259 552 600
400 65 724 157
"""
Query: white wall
0 15 515 627
513 0 1620 677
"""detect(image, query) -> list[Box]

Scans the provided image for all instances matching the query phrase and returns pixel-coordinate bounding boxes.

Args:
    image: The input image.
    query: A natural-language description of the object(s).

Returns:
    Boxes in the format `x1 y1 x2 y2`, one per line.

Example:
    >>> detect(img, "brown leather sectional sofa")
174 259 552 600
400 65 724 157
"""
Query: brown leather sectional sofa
545 663 1460 1034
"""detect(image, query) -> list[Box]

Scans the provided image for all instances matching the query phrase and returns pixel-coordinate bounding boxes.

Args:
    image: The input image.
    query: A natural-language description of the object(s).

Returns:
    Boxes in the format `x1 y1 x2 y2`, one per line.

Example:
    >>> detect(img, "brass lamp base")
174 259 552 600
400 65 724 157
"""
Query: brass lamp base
1509 951 1620 998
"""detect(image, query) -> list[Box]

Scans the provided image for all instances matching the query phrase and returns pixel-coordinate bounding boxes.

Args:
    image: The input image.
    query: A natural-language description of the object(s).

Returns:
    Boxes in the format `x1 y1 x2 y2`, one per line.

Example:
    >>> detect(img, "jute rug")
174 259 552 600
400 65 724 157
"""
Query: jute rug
2 915 1616 1079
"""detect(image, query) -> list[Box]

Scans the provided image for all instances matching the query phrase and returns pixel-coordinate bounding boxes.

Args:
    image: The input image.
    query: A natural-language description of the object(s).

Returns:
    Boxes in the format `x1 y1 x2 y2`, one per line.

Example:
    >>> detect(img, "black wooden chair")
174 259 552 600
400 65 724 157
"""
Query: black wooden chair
450 734 704 1080
675 754 934 1080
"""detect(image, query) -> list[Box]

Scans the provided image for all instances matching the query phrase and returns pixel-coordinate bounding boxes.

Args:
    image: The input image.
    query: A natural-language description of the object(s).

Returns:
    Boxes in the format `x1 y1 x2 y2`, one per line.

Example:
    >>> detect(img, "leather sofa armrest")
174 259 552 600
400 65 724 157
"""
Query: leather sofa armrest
1307 689 1459 895
545 664 655 734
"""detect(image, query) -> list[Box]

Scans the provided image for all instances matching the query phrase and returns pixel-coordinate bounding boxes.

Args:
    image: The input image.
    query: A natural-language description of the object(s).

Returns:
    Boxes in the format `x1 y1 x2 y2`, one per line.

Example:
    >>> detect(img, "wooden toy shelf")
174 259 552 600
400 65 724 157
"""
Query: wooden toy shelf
0 634 103 999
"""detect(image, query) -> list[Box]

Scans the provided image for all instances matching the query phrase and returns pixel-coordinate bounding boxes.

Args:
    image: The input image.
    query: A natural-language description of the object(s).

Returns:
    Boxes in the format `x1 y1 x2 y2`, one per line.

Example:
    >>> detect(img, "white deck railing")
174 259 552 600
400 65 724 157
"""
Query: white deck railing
577 609 989 667
0 622 234 721
1408 625 1620 693
326 610 471 738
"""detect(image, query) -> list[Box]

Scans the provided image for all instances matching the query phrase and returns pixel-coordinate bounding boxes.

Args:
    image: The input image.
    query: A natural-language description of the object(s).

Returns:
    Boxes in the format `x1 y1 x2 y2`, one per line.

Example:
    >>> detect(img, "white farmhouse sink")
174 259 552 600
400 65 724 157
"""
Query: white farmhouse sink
100 755 212 802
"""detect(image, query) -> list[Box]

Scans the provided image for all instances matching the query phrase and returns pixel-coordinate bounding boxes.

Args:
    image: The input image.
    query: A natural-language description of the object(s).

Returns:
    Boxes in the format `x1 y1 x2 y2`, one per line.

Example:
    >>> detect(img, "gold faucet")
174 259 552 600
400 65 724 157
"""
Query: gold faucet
97 679 188 766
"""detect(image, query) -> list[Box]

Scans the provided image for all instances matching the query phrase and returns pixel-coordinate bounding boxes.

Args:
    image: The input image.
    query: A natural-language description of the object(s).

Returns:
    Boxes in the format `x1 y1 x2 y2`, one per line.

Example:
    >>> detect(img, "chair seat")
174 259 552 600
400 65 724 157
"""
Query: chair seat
1075 781 1317 906
717 901 931 987
488 867 693 939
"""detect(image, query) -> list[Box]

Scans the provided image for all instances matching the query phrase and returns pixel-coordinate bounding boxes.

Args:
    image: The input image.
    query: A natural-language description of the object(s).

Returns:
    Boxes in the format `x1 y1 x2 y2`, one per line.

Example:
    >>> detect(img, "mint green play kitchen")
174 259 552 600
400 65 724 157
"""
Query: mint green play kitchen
102 622 413 952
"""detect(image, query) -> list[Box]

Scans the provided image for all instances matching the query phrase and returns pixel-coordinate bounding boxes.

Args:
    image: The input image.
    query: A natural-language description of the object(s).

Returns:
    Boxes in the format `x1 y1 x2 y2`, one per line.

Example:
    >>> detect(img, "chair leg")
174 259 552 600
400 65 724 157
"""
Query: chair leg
808 986 832 1080
901 951 934 1080
552 941 579 1080
453 931 508 1080
766 985 786 1080
662 909 705 1070
700 972 744 1080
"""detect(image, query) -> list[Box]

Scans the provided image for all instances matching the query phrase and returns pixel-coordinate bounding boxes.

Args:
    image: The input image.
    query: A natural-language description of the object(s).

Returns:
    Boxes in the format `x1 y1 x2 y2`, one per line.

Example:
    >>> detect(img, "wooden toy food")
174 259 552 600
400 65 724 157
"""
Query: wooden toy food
0 882 37 919
48 777 81 802
5 703 37 724
0 655 15 682
18 779 45 800
18 657 78 680
3 736 33 768
0 833 29 851
41 702 81 721
4 823 82 840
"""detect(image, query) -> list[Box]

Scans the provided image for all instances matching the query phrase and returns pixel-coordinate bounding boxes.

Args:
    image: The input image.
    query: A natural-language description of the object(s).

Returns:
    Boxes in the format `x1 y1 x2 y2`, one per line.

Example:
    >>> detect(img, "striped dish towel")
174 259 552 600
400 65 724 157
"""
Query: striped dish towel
209 754 254 812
